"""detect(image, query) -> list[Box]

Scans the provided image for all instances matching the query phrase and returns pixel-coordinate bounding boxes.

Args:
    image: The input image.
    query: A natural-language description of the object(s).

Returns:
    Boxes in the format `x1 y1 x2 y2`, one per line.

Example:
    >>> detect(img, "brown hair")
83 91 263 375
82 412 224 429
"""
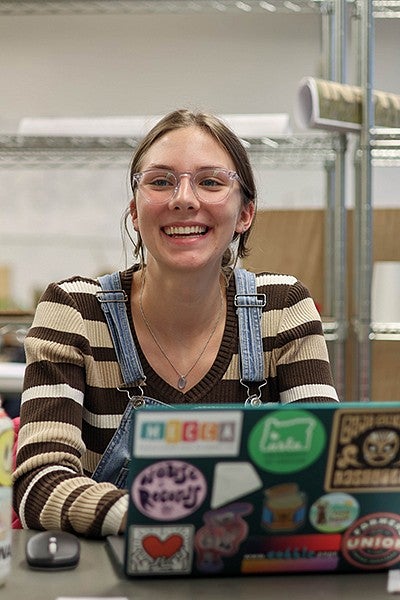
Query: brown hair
123 108 257 268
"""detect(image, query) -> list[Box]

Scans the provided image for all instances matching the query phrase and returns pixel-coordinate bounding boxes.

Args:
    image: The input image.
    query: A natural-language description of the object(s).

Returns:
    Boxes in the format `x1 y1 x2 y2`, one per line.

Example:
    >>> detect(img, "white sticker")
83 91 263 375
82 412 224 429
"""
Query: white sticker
134 410 242 458
211 461 262 508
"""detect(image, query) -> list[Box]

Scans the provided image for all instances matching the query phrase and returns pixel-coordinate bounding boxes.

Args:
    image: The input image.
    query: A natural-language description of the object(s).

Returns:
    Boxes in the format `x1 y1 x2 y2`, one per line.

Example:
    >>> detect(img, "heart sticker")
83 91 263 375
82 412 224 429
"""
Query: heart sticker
142 534 183 559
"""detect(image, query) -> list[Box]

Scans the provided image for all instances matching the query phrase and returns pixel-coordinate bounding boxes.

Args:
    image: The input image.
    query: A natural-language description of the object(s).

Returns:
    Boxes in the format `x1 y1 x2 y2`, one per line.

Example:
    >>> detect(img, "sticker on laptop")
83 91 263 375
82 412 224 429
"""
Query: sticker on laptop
131 459 207 520
248 410 326 473
241 532 341 573
325 408 400 492
210 461 262 509
126 524 194 575
194 502 253 573
133 410 243 457
309 493 359 533
261 483 307 532
342 512 400 570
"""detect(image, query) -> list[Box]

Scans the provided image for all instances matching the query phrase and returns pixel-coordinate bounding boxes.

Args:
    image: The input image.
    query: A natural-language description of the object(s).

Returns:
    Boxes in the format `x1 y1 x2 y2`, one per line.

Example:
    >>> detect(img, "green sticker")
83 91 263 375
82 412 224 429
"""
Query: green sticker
248 410 326 473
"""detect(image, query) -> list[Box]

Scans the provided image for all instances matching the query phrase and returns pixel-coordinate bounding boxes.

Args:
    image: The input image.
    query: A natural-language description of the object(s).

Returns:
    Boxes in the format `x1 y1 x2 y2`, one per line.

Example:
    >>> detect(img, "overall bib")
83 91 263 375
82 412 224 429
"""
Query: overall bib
92 269 266 488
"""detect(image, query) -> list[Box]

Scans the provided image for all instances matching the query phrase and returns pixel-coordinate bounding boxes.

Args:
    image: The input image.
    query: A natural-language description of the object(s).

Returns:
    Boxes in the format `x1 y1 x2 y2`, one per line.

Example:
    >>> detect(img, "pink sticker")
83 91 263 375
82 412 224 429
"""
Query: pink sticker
132 460 207 520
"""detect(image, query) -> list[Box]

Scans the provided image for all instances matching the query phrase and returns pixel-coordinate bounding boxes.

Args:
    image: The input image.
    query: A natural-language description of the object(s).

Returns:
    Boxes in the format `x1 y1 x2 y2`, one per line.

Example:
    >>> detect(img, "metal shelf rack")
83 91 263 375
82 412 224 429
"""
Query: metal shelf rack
352 0 400 401
0 0 327 16
0 0 398 18
0 132 339 168
371 128 400 166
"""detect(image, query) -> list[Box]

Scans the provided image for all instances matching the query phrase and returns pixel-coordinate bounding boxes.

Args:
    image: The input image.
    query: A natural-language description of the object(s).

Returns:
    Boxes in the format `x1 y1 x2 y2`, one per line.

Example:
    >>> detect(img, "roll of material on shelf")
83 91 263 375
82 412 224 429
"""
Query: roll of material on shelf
296 77 400 133
18 113 291 139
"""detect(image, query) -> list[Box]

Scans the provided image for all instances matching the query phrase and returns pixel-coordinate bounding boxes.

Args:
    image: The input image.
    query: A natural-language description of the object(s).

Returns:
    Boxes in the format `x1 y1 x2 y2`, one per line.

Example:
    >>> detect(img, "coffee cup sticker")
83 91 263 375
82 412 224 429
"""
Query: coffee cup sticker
262 483 306 532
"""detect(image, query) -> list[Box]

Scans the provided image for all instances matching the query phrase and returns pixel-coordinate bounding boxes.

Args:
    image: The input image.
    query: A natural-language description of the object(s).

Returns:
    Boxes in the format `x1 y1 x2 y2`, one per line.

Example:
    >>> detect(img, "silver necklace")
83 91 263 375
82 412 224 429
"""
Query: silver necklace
139 277 224 391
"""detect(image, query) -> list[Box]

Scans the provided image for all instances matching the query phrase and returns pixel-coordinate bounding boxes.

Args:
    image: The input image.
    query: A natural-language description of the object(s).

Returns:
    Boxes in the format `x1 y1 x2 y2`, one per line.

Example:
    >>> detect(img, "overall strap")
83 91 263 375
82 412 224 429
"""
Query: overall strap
96 272 146 389
234 268 266 388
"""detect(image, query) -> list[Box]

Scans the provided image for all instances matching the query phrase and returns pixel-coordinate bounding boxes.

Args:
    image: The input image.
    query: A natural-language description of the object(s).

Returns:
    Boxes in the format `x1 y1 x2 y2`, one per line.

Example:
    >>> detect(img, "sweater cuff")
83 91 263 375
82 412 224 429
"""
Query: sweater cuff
101 494 129 537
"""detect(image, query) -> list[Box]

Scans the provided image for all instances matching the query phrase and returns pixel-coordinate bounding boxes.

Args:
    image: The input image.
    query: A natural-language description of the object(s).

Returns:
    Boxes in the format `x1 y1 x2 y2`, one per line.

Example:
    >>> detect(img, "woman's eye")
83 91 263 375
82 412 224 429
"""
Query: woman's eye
152 178 169 187
199 178 222 188
149 177 174 188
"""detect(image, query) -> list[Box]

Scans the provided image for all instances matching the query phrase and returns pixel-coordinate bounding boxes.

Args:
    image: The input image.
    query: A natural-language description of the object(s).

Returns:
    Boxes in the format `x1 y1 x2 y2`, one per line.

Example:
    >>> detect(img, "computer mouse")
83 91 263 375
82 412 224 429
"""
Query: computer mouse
25 530 80 570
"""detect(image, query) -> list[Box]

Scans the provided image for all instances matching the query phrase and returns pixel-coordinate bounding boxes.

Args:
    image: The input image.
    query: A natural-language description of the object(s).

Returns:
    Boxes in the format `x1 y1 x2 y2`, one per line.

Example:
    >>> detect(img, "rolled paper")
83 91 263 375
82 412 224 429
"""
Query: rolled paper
220 113 291 137
18 113 291 139
17 115 162 137
296 77 400 133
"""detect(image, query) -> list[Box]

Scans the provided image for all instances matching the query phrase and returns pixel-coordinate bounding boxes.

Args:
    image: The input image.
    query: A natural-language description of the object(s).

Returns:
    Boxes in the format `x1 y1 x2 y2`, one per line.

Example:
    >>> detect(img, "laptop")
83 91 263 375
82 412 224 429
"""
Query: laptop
107 401 400 577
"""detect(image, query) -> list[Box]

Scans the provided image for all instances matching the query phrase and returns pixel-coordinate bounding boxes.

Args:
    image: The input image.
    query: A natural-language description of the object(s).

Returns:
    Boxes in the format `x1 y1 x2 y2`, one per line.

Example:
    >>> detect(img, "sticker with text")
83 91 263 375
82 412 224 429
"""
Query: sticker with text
241 533 341 573
342 512 400 570
325 409 400 492
133 410 242 458
126 524 194 576
248 410 326 473
131 459 207 520
309 493 359 533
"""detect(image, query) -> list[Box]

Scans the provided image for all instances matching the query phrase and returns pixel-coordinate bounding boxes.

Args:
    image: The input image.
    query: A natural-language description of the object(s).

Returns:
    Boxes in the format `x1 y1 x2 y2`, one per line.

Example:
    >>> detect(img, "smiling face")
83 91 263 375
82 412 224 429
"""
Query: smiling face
130 126 254 275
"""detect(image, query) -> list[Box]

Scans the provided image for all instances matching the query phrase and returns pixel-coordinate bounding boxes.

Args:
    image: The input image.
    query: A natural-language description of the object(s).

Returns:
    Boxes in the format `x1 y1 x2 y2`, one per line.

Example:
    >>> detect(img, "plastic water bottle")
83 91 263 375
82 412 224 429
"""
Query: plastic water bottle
0 407 13 586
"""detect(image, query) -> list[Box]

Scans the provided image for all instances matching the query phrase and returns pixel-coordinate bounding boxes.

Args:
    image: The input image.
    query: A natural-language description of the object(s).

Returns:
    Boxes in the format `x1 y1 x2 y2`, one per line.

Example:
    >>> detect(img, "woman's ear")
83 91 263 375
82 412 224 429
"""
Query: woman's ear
130 198 139 231
235 201 255 234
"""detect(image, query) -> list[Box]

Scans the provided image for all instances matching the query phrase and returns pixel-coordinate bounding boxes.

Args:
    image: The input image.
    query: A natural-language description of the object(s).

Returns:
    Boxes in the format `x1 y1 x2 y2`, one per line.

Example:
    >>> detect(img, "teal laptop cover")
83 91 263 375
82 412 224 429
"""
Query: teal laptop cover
123 402 400 577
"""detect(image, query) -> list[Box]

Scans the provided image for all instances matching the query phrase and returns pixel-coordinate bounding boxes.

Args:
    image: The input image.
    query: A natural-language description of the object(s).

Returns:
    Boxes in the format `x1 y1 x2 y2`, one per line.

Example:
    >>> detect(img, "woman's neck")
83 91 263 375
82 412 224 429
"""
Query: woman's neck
132 266 225 343
130 263 227 391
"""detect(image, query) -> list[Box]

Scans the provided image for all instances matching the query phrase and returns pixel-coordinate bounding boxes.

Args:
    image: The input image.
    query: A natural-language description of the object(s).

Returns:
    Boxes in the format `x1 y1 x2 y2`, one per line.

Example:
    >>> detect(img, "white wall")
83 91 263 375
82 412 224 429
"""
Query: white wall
0 11 399 308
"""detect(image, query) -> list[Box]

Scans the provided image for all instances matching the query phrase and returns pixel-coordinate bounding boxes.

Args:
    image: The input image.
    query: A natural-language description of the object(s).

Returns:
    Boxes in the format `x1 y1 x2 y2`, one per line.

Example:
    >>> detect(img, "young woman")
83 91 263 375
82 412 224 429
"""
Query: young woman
13 109 338 538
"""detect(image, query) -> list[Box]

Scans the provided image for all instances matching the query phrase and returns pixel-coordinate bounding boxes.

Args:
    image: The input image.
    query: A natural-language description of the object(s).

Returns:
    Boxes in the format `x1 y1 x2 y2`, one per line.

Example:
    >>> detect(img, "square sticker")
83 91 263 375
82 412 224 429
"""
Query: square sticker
126 524 194 576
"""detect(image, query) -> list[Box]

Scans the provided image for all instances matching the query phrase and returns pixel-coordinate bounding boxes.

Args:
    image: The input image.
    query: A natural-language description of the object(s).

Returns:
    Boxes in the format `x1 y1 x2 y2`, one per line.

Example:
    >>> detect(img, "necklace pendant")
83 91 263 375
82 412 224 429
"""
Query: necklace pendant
178 376 187 390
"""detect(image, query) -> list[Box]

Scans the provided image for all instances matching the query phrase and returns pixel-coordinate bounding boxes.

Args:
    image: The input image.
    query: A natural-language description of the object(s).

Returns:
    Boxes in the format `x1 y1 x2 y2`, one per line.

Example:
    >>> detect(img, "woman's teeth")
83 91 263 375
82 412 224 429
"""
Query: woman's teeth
163 225 208 237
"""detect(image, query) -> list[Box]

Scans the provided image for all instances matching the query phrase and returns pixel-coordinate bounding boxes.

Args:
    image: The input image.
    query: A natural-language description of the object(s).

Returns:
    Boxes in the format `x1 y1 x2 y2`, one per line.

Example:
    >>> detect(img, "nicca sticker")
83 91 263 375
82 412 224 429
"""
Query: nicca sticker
325 409 400 492
133 410 242 458
342 513 400 570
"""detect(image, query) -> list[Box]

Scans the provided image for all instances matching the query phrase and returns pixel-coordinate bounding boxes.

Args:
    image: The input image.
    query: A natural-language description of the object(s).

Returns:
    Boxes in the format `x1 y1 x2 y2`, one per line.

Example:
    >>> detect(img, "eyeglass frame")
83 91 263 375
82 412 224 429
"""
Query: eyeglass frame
131 167 243 205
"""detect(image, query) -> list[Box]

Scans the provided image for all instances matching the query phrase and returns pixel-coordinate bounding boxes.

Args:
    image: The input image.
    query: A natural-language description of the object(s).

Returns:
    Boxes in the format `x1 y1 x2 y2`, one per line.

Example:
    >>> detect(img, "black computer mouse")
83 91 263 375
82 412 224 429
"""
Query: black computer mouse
25 530 80 570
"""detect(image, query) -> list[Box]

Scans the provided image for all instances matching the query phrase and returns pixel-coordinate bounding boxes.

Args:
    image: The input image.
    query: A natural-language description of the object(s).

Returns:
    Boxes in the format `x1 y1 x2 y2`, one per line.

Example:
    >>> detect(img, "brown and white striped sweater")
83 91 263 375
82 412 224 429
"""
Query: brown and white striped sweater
13 266 338 537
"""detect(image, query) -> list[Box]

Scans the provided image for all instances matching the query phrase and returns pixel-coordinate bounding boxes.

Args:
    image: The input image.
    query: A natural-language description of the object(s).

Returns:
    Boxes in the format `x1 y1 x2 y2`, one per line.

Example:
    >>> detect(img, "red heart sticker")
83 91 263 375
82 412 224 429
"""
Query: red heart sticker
142 534 183 559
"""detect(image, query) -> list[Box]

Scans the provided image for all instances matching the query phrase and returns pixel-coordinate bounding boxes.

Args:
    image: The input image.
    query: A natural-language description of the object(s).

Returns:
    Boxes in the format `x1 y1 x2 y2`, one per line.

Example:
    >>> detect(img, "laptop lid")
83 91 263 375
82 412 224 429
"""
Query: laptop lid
120 401 400 577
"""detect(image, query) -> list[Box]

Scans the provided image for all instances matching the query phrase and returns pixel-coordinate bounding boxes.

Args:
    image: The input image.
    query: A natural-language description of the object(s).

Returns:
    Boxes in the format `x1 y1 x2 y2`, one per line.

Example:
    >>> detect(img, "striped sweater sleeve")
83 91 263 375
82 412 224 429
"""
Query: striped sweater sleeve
258 273 339 403
13 279 128 538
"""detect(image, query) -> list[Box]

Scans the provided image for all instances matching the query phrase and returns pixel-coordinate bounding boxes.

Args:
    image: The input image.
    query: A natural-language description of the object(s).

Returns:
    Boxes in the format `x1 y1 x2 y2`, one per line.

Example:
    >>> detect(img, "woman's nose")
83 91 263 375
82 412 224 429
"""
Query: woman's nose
169 174 200 209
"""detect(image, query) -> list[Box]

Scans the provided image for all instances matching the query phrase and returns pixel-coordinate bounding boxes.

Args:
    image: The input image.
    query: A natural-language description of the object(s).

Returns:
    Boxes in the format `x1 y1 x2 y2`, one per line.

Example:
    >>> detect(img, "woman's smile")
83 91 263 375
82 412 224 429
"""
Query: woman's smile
162 224 210 238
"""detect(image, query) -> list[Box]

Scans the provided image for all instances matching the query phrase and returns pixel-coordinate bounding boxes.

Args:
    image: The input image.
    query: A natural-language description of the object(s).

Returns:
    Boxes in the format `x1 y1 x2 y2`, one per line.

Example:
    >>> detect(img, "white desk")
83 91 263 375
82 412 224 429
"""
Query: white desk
8 530 393 600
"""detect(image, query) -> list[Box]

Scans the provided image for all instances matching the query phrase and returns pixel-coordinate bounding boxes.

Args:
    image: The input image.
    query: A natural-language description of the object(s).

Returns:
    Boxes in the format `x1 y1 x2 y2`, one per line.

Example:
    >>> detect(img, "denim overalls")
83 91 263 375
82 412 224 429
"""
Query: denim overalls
92 268 266 488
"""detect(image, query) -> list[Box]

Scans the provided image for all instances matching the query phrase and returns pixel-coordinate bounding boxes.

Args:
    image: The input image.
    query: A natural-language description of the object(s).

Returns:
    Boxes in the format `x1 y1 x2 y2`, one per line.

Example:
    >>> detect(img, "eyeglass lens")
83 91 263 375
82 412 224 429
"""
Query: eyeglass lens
135 168 237 204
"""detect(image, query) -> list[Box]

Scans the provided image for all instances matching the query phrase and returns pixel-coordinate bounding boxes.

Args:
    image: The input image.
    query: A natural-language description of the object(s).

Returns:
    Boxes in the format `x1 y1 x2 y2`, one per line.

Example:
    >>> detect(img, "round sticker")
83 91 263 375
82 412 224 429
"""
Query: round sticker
309 493 359 533
131 459 207 520
342 512 400 570
248 409 326 473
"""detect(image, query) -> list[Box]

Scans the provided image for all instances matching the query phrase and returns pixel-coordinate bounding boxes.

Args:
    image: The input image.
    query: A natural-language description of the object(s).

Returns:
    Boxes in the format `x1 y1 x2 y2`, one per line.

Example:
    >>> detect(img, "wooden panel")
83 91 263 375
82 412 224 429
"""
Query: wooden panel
244 208 400 401
243 209 325 309
347 209 400 401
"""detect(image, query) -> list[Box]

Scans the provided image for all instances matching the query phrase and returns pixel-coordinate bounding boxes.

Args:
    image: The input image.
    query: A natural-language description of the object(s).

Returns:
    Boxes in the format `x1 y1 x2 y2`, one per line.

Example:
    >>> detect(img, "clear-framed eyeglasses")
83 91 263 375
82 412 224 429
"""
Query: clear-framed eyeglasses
131 167 241 205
